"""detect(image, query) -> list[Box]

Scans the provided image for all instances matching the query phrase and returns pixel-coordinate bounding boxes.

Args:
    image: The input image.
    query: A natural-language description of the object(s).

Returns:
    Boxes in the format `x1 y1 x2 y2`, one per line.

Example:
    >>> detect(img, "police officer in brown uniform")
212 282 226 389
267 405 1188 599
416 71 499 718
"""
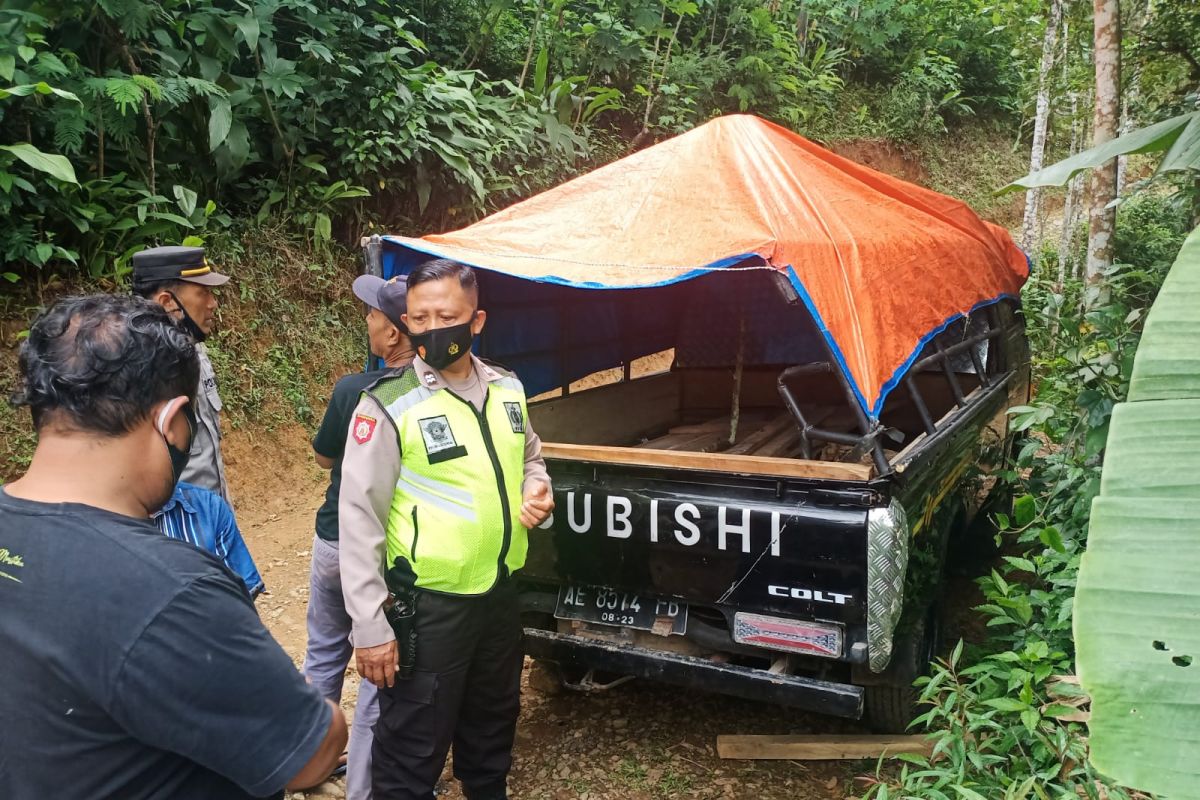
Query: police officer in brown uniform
339 259 555 799
132 246 231 501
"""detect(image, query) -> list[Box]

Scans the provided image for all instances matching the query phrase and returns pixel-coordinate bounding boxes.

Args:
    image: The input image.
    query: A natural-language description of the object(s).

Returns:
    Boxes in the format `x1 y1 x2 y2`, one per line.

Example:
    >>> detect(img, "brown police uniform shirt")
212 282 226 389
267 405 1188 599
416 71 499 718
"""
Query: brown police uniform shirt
338 355 550 648
180 344 230 501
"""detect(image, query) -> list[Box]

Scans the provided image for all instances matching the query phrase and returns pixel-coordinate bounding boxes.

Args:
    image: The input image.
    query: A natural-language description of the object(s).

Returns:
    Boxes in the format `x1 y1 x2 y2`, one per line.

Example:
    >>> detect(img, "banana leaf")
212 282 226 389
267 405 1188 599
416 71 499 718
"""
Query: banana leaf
999 111 1200 193
1075 225 1200 798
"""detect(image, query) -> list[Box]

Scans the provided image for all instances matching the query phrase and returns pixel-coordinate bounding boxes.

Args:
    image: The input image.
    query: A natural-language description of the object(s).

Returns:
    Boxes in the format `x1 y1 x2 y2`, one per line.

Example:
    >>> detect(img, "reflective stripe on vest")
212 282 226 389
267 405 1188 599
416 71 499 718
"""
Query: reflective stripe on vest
368 368 528 595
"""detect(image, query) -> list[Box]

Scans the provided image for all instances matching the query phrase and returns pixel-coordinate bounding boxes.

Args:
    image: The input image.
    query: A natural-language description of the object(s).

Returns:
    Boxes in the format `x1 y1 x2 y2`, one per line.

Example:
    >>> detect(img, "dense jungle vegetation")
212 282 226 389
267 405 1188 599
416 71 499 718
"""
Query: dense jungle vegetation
0 0 1113 278
3 1 1200 797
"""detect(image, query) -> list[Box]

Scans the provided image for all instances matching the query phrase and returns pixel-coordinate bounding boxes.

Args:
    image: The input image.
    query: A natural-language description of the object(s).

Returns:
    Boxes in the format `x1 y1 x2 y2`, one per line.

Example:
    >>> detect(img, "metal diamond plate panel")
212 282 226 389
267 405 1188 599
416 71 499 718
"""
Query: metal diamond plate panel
866 499 911 672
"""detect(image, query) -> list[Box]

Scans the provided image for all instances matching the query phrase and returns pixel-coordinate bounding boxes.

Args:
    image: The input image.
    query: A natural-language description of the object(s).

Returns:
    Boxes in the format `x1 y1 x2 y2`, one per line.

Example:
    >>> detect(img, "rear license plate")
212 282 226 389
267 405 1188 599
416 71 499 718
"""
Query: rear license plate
554 584 688 635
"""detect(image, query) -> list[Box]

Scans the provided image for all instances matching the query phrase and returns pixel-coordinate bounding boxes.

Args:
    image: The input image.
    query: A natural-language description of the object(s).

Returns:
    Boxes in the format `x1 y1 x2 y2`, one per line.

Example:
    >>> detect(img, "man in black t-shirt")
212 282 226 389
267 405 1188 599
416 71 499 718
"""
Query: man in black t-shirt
305 275 414 799
0 294 347 799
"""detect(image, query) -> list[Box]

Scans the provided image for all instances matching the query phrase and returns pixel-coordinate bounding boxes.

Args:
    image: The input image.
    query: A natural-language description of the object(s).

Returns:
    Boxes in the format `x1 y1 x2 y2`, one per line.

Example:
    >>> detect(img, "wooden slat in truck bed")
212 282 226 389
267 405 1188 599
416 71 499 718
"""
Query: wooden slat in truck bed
541 442 874 481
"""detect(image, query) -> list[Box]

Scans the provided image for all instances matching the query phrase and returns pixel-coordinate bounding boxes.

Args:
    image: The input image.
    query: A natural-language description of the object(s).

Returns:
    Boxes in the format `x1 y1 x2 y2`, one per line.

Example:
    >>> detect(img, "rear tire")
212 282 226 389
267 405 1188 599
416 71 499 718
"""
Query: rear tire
864 683 919 734
864 608 940 733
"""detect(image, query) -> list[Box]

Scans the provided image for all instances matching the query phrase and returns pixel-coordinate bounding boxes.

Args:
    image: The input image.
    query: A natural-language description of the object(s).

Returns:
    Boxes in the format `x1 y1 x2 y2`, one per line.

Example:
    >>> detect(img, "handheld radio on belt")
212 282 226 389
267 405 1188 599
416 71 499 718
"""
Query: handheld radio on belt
384 592 419 680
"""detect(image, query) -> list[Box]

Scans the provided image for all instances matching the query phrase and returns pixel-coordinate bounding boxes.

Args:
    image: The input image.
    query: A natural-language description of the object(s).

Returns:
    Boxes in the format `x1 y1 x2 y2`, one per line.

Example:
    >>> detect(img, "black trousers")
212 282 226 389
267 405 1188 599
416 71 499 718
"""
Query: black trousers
371 577 523 800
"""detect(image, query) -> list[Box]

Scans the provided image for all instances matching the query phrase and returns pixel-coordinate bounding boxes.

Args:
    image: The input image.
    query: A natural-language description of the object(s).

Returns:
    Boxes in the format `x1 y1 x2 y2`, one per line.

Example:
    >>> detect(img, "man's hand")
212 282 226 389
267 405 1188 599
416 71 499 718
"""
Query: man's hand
520 480 554 529
286 699 348 790
355 641 399 689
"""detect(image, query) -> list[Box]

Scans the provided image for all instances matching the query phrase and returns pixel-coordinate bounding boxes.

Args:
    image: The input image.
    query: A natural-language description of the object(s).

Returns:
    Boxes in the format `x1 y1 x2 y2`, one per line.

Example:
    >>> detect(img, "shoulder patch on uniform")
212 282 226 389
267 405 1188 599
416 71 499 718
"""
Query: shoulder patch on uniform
352 414 377 444
478 357 515 377
503 401 525 433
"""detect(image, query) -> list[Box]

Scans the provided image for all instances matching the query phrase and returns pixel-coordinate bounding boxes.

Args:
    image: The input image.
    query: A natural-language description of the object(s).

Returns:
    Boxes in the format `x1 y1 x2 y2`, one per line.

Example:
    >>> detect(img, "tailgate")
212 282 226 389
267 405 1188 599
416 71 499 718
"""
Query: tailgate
524 457 874 627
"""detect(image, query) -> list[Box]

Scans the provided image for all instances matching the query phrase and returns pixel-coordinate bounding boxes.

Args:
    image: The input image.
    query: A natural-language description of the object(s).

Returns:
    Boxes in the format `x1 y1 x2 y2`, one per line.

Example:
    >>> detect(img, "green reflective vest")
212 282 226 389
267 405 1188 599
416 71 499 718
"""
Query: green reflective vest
366 366 528 595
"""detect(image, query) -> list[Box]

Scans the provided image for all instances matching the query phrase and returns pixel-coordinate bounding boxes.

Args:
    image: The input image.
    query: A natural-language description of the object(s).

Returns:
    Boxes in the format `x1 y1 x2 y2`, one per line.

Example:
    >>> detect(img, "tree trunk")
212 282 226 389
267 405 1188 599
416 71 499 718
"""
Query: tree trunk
1113 98 1123 195
517 0 546 90
1021 0 1064 255
466 4 507 70
1086 0 1120 292
1058 91 1087 286
1116 0 1151 195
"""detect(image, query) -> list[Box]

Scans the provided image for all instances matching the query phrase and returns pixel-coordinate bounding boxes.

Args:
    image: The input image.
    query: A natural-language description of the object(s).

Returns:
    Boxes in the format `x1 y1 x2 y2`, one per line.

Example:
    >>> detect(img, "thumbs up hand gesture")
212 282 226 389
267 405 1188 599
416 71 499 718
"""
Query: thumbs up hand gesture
519 480 555 529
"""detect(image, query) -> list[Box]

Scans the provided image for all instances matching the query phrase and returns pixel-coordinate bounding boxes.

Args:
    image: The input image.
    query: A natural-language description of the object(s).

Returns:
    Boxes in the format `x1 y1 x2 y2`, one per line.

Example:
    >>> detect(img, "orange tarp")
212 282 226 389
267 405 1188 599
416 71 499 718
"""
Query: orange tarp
384 114 1028 417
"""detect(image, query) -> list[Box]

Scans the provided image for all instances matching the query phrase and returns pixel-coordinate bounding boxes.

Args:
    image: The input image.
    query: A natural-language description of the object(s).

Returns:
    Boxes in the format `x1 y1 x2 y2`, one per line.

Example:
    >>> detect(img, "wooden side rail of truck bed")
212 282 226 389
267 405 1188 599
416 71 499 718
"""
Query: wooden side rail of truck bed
540 442 874 481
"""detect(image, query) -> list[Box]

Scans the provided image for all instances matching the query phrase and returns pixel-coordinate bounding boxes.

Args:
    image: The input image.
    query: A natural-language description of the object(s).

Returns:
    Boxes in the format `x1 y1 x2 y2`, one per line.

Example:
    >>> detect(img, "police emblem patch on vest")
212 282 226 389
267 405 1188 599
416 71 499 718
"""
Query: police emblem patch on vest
504 401 525 433
418 415 467 463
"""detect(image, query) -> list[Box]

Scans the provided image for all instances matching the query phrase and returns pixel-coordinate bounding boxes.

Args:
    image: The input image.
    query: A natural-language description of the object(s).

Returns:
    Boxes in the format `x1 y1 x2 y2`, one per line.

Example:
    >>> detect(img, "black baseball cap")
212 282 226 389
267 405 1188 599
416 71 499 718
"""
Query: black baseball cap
131 246 230 289
353 275 407 330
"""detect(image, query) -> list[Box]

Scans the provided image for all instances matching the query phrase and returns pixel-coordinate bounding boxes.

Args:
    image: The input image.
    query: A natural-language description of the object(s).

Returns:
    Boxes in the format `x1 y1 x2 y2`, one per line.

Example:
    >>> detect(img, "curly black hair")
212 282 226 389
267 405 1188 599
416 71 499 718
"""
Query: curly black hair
12 294 199 434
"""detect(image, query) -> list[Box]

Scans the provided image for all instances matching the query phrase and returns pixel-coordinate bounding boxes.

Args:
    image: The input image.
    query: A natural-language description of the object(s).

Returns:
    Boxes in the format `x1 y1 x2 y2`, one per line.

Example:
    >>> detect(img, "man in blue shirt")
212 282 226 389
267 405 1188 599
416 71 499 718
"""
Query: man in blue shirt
154 481 265 598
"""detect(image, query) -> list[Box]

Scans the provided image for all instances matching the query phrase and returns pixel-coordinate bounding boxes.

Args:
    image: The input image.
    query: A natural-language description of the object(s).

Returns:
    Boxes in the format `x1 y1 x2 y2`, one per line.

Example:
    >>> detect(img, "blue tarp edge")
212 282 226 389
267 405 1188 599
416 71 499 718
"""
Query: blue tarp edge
869 293 1022 419
778 265 871 416
382 237 1028 422
380 236 763 289
867 249 1028 418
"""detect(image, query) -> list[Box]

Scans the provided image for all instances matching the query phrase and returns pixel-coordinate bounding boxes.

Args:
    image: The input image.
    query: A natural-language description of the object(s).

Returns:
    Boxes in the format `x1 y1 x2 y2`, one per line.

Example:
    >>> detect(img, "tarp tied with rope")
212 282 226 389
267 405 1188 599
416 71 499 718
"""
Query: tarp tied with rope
379 114 1029 419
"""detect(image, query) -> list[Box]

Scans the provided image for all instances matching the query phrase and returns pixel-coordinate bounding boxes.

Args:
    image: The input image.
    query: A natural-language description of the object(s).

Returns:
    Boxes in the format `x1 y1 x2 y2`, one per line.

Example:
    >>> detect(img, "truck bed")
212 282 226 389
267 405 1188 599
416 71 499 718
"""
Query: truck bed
529 369 886 481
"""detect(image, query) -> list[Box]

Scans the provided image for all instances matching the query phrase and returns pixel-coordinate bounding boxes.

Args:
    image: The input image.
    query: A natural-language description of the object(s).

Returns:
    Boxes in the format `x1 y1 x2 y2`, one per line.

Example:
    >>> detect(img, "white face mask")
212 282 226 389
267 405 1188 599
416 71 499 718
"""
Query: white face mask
155 403 195 489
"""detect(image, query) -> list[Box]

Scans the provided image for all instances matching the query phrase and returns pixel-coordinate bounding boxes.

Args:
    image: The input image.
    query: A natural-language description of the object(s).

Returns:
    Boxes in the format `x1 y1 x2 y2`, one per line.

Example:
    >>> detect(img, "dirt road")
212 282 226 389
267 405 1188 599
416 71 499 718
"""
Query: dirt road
237 432 869 800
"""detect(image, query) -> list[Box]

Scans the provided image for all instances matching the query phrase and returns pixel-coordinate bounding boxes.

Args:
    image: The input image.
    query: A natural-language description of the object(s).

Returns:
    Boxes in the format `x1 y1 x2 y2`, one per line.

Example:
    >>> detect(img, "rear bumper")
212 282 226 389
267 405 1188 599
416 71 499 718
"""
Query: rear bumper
523 628 864 719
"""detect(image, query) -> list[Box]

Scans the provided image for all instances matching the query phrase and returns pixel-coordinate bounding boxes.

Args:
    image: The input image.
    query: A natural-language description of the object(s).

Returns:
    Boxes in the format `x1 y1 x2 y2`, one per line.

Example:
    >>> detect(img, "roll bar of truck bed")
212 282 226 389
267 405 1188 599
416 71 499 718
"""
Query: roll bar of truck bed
780 302 1016 476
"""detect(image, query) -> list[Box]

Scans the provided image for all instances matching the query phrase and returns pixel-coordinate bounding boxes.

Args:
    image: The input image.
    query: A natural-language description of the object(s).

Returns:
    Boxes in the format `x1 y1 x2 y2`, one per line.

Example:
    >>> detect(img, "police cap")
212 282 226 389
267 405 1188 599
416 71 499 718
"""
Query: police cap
131 246 230 290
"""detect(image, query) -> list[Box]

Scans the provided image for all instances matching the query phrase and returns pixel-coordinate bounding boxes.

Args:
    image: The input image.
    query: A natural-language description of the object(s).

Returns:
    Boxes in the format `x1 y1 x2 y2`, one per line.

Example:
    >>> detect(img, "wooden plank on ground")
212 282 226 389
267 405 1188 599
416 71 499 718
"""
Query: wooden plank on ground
716 734 933 761
542 442 873 481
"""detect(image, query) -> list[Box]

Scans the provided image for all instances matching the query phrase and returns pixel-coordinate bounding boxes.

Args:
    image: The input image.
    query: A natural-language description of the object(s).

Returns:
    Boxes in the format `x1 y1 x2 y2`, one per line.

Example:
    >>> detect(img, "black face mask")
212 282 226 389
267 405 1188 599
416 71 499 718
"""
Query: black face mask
157 404 196 488
166 290 208 342
410 318 476 370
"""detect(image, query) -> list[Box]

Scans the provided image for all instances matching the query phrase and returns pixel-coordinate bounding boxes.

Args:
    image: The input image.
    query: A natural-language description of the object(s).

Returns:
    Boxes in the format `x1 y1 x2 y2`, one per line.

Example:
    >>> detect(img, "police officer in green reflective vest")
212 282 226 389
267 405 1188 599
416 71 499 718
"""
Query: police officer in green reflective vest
339 258 555 800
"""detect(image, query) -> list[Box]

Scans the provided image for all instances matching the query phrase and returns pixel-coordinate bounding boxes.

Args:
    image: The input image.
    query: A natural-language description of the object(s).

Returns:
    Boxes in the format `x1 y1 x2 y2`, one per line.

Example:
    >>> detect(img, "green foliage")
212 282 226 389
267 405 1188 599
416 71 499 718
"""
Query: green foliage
1113 193 1196 276
801 0 1036 126
0 2 596 282
1129 0 1200 120
163 227 366 435
907 119 1027 217
1074 226 1200 797
0 0 1049 285
860 640 1107 800
0 363 37 476
860 196 1191 800
1002 111 1200 192
0 69 83 270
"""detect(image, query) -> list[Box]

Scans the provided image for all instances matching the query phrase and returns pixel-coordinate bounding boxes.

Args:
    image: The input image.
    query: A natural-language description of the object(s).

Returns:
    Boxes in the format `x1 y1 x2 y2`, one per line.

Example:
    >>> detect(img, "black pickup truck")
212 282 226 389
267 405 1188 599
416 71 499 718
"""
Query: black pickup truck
362 113 1030 733
515 274 1029 732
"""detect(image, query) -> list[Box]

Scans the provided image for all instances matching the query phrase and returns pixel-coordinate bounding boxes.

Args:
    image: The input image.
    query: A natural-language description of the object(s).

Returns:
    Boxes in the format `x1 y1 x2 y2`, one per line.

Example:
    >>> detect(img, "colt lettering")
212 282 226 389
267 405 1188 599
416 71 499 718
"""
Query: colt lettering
768 585 853 605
